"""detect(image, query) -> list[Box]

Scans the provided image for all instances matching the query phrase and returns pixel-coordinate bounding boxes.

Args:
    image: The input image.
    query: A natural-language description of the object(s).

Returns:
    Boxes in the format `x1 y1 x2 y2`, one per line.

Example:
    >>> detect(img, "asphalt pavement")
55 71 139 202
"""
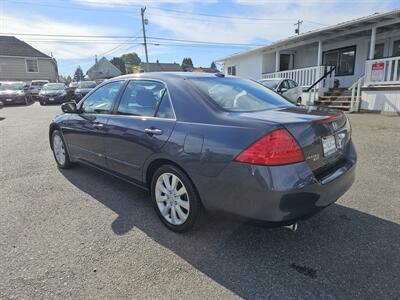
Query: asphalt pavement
0 103 399 299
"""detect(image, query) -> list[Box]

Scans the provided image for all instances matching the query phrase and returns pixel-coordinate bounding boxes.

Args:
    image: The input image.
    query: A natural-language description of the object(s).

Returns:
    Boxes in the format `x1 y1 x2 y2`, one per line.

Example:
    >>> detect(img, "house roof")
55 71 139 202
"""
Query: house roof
86 57 122 78
140 61 183 72
0 36 51 58
216 8 400 62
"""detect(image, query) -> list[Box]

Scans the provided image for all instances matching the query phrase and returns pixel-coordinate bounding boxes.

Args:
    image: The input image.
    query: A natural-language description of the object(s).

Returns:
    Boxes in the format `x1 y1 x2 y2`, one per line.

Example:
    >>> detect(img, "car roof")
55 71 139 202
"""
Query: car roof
259 78 285 82
114 72 225 81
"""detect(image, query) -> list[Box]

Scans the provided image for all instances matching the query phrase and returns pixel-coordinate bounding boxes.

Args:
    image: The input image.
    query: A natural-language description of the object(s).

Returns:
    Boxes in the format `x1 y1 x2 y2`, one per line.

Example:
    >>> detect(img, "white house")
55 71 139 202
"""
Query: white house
216 9 400 114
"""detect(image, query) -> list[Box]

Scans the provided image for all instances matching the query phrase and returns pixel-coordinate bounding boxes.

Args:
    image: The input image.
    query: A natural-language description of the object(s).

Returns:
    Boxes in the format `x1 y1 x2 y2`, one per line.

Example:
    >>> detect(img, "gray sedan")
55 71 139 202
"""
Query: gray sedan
258 78 303 104
49 73 356 232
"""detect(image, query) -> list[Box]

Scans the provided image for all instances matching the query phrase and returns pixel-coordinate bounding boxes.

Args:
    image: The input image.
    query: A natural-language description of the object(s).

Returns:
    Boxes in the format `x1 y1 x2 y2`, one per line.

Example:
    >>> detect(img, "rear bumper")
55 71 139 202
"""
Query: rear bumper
193 141 357 223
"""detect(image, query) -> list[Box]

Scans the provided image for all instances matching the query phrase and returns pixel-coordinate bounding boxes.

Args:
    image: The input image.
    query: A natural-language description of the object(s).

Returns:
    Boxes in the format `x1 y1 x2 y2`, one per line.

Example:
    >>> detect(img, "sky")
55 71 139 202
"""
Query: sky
1 0 399 76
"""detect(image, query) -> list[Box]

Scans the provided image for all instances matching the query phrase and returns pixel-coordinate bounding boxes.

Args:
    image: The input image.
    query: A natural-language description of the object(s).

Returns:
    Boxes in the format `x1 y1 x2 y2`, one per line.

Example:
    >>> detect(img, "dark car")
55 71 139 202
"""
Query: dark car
29 80 49 101
74 81 97 101
39 83 70 105
49 73 356 232
0 81 31 105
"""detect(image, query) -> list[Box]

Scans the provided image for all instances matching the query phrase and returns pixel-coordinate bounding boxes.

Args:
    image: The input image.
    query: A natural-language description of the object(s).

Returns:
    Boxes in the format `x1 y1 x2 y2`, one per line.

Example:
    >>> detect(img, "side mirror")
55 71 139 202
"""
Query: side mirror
61 101 78 113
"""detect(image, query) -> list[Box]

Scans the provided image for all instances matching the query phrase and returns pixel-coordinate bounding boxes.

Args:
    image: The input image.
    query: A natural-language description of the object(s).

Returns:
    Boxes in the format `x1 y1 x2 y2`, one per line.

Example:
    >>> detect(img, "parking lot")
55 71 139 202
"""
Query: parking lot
0 103 399 299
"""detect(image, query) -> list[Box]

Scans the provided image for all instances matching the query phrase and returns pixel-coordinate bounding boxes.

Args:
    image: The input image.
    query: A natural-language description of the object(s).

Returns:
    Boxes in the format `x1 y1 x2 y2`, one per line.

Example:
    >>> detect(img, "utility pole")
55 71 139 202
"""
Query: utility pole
141 7 149 72
294 20 303 35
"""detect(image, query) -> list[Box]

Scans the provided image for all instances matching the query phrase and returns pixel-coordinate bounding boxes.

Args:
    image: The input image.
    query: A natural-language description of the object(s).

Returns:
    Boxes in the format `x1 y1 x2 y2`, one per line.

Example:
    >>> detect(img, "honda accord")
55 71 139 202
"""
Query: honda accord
49 73 356 232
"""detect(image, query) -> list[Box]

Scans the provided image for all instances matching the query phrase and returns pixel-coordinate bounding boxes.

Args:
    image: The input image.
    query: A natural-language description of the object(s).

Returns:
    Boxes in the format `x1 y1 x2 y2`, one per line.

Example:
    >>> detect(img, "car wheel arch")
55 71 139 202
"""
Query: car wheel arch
145 158 204 208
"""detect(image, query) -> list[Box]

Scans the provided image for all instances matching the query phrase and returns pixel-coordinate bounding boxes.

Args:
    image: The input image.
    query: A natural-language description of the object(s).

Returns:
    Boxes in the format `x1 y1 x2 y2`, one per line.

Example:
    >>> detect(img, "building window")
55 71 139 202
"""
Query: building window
393 40 400 57
26 59 39 73
323 46 356 76
227 66 236 75
374 43 385 59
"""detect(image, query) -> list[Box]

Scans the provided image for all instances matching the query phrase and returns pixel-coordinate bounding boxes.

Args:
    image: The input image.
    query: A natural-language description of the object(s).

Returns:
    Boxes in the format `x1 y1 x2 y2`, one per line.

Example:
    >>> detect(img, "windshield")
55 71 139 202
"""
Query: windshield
258 79 280 90
78 81 96 88
0 82 25 91
190 77 293 112
69 82 78 87
31 81 48 87
42 83 65 91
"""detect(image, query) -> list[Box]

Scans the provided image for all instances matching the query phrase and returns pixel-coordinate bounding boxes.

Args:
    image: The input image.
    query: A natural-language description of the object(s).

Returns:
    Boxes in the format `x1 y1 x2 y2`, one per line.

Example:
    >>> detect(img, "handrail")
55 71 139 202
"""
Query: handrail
306 66 336 92
348 75 364 113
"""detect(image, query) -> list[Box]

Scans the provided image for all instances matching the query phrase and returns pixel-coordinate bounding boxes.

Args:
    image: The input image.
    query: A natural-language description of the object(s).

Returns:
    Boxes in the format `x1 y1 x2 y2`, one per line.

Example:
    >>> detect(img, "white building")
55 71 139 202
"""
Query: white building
216 9 400 114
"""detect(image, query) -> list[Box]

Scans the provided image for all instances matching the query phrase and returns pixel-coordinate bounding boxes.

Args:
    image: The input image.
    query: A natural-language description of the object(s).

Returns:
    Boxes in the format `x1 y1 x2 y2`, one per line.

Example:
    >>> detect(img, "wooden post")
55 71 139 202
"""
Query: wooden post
275 50 280 72
369 26 376 60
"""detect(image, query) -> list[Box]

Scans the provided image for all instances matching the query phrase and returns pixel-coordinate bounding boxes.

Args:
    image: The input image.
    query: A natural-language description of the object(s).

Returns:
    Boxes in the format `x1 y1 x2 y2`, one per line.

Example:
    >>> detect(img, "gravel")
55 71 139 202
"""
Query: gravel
0 103 399 299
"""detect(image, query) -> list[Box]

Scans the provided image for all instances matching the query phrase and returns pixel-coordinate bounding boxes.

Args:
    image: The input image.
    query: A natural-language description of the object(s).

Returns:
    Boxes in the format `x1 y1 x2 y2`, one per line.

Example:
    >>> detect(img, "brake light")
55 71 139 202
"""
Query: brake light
234 128 304 166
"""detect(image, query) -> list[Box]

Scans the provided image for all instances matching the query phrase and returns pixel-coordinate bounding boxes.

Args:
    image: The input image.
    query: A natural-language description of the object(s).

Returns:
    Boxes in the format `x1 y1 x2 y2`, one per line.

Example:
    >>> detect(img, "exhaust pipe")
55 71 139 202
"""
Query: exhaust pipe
283 223 298 232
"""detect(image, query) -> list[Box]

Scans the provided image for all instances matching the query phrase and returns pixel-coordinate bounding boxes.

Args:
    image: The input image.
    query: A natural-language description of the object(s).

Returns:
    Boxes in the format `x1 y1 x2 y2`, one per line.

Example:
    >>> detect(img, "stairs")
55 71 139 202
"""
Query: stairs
314 88 352 111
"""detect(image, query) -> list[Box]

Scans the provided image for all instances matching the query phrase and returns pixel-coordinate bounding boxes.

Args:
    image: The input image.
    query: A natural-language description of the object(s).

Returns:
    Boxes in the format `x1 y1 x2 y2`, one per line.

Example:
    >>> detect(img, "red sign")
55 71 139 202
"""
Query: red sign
371 62 385 81
372 63 384 71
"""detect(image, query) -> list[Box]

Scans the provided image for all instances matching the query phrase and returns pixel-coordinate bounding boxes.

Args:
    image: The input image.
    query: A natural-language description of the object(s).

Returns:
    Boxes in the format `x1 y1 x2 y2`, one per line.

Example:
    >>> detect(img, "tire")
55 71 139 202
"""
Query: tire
40 101 45 106
151 165 202 232
297 97 302 105
51 130 73 169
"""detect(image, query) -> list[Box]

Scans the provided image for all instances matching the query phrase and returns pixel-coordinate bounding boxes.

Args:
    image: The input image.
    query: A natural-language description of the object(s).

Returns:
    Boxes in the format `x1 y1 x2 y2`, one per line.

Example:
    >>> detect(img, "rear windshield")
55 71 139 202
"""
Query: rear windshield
190 77 293 112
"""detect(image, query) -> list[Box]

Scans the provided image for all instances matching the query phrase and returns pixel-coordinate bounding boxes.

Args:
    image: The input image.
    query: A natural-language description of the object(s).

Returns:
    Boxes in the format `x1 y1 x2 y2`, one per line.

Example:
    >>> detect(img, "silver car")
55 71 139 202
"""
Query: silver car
258 78 302 104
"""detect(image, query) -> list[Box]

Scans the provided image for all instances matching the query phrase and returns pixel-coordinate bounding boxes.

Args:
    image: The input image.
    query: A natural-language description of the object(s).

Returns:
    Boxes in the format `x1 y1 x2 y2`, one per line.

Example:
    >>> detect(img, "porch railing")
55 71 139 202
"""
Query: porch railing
348 75 364 112
365 56 400 86
262 65 335 89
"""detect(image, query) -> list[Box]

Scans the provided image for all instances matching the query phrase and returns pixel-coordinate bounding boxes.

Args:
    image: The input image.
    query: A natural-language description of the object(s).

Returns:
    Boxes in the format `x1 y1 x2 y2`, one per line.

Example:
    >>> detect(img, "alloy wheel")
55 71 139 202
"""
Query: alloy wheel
53 134 66 166
155 173 190 226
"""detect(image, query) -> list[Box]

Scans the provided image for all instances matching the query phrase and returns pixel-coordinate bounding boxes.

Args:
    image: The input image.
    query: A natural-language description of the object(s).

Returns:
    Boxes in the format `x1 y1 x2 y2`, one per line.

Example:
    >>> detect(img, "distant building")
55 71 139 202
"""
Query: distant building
86 56 122 80
0 36 58 82
186 67 219 73
140 60 183 72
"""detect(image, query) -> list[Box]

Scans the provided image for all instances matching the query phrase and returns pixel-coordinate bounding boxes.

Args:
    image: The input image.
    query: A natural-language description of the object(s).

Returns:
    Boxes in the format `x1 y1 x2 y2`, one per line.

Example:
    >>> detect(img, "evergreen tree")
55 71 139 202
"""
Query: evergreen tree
73 66 84 82
181 58 194 71
110 57 126 74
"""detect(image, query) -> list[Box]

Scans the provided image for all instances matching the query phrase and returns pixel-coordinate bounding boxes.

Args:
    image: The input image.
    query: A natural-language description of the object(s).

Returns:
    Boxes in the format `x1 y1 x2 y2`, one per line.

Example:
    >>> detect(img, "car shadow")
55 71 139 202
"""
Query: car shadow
60 165 400 299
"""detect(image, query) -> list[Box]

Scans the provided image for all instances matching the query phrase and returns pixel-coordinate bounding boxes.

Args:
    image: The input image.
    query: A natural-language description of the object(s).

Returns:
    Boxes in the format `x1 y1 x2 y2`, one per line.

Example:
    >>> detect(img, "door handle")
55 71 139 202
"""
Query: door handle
144 128 163 136
93 123 104 129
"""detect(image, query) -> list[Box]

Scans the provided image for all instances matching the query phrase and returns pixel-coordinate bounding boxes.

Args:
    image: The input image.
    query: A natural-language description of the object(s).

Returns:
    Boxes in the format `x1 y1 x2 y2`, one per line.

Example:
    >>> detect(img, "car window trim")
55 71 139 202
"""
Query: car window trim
112 78 176 120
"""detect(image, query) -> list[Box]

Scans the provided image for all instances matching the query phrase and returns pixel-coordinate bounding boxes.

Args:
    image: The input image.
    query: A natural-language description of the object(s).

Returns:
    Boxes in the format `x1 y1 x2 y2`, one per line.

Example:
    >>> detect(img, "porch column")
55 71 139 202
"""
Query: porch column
317 40 323 66
369 26 377 60
275 50 280 72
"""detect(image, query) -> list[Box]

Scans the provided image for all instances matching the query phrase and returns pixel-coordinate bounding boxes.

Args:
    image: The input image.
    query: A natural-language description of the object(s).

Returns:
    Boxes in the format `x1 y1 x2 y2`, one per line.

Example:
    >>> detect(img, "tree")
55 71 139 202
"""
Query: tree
181 57 194 71
110 57 126 75
210 61 216 70
73 66 84 82
121 52 141 66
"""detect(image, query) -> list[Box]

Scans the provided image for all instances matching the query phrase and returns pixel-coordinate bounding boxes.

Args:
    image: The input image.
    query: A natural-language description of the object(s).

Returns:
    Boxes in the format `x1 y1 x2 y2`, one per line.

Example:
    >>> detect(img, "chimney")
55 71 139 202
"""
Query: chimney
156 60 159 64
95 55 98 64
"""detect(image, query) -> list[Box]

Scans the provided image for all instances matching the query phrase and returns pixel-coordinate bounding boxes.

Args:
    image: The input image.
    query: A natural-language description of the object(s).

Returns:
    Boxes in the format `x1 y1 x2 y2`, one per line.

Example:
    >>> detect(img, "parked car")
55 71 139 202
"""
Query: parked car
0 81 31 105
74 81 97 100
39 83 71 105
29 80 49 101
258 78 302 104
49 73 356 232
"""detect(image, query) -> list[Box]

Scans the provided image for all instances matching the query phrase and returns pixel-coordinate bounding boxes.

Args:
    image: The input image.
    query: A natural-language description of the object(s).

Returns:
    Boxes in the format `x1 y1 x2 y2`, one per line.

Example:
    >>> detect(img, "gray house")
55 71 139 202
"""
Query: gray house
86 57 122 80
0 36 58 82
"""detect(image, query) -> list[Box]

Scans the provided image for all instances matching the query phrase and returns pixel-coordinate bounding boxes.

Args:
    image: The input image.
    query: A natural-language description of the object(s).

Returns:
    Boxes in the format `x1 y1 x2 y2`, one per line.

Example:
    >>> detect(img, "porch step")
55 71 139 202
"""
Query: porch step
319 95 352 100
315 100 351 104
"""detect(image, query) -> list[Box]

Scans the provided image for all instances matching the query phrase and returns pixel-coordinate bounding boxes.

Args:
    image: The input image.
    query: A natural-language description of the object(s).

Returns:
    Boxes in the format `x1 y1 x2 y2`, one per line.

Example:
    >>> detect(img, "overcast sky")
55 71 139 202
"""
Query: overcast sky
2 0 399 76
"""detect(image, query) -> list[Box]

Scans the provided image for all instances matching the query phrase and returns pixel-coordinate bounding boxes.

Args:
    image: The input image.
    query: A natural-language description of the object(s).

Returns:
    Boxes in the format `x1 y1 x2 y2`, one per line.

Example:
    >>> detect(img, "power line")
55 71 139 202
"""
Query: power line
7 0 328 26
2 33 263 46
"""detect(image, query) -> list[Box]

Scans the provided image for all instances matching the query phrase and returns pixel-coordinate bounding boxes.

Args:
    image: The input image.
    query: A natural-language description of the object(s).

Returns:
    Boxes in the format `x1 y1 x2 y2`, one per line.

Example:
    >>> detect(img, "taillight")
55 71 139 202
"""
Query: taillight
234 128 304 166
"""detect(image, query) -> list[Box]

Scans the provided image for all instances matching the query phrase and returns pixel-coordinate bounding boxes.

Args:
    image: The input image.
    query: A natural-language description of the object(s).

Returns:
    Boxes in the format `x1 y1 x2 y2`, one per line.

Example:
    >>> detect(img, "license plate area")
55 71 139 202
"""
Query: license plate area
49 97 54 101
322 135 337 157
